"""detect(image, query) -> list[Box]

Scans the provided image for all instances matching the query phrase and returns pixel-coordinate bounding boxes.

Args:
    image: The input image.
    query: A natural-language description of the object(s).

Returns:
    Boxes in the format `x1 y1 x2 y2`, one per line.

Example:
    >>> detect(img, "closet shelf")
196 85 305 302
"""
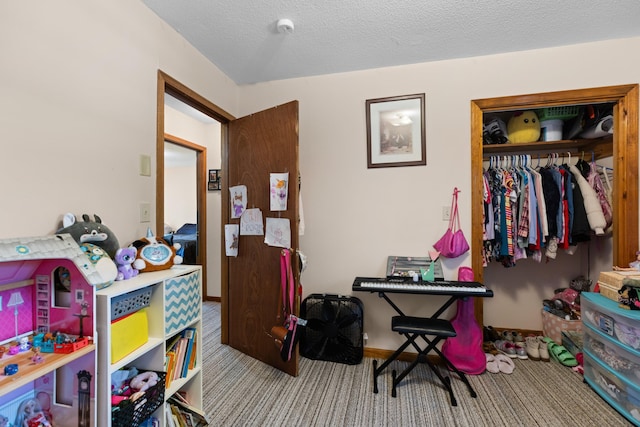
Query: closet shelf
482 135 613 160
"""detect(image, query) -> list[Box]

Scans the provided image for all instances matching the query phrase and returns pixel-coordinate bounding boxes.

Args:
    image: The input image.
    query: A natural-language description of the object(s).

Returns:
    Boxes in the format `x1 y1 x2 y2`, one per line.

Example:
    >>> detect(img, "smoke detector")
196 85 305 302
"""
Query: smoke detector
277 18 295 34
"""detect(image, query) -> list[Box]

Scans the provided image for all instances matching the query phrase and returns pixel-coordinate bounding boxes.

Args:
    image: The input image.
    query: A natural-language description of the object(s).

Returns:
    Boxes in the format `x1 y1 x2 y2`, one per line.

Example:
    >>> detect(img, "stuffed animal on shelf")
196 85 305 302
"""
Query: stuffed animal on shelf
131 228 183 272
114 247 140 281
618 284 640 310
79 243 118 288
111 371 159 405
57 213 120 259
507 110 541 143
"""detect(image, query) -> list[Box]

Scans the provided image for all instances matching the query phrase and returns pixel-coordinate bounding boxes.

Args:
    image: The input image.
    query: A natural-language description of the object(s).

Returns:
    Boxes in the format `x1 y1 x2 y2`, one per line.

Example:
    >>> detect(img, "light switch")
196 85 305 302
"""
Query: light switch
140 155 151 177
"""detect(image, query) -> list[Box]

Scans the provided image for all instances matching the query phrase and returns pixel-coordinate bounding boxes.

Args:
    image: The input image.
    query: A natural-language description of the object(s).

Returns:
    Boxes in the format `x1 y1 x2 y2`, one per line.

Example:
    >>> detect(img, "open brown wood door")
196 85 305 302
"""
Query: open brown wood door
226 101 300 376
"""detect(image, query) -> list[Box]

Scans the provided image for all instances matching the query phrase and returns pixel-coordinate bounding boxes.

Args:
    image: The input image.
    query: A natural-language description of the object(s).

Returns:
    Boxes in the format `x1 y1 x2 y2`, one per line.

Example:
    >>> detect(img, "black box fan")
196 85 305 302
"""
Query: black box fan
300 294 364 365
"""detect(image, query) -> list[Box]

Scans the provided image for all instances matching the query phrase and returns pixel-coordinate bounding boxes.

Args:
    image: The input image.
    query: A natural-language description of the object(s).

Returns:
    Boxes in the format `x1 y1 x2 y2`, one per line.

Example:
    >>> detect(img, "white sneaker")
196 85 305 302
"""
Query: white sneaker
525 336 540 361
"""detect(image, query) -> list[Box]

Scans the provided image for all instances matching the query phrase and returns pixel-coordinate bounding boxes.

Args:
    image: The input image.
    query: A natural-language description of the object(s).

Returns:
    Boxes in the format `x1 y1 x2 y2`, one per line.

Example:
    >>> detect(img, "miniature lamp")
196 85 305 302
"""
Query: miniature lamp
7 291 24 340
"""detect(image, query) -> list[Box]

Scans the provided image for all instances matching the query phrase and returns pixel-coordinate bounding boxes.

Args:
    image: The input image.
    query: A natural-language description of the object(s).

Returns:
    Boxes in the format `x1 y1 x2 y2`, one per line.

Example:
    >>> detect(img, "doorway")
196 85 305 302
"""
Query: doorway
164 137 206 267
156 71 235 301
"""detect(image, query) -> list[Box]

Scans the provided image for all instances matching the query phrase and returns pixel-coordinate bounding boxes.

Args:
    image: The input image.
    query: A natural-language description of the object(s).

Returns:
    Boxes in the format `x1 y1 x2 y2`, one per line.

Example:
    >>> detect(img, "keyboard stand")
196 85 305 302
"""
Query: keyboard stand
358 285 492 405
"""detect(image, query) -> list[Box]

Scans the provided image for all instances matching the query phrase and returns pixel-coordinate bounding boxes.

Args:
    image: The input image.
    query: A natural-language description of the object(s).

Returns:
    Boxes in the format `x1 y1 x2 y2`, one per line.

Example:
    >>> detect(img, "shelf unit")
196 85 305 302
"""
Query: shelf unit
35 275 49 333
96 265 203 427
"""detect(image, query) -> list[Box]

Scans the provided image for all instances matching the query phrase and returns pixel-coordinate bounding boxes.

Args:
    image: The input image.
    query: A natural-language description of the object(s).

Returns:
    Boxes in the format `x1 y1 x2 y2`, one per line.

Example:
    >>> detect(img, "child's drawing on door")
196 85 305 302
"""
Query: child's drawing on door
270 172 289 211
229 185 247 219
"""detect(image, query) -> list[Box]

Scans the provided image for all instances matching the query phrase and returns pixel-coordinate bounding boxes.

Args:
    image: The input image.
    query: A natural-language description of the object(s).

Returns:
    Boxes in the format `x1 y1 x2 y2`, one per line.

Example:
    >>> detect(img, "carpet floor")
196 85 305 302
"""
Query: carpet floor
200 302 632 426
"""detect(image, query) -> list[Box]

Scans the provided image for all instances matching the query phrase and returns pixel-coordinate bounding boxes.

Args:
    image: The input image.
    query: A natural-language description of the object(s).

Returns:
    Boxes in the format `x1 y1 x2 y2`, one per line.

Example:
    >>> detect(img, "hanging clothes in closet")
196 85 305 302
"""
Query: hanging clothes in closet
482 153 613 268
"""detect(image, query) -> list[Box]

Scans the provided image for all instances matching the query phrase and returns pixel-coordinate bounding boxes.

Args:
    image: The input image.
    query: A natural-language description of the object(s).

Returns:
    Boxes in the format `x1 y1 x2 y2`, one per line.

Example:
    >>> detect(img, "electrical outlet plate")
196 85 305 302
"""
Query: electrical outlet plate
140 202 151 222
442 206 451 221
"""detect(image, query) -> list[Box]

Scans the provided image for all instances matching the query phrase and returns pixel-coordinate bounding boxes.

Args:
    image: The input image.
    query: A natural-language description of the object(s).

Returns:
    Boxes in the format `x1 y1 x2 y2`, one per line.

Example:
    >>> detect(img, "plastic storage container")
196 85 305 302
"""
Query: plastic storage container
583 353 640 425
583 327 640 388
540 119 563 141
582 292 640 350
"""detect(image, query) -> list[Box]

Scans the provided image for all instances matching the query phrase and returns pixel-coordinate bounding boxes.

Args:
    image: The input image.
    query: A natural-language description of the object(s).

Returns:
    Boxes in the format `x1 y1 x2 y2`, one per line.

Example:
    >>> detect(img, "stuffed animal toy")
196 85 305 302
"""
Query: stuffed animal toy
507 110 541 143
57 213 120 259
618 284 640 310
111 371 159 405
114 247 140 281
79 243 117 288
131 228 183 272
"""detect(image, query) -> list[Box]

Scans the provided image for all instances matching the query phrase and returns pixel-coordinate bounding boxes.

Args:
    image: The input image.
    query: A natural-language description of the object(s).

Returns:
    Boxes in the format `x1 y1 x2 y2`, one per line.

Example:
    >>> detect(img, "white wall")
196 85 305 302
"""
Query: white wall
164 164 197 230
239 37 640 350
0 1 236 301
1 1 638 352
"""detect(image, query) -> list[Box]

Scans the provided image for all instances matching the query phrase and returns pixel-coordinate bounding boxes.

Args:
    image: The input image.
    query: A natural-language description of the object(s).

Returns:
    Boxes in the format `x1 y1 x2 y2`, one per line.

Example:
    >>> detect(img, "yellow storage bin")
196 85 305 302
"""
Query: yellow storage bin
111 308 149 363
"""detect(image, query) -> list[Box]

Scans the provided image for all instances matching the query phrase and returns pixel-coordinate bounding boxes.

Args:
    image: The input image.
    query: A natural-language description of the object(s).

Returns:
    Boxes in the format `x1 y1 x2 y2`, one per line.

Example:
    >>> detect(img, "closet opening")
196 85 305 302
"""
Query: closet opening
470 84 638 327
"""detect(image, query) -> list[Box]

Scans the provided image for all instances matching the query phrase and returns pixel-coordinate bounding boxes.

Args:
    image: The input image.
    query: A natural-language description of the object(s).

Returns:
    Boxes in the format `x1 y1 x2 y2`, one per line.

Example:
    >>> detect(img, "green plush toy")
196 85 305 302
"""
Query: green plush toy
507 110 541 143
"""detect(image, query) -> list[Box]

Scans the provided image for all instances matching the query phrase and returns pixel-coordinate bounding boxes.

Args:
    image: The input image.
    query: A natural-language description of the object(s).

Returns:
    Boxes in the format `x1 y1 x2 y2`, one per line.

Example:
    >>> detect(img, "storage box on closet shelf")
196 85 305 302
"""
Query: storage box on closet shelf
535 106 581 121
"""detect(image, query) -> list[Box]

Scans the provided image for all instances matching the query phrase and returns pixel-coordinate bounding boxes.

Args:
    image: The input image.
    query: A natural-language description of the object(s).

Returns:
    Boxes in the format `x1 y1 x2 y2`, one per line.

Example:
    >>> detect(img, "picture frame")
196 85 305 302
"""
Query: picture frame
208 169 221 191
366 93 426 168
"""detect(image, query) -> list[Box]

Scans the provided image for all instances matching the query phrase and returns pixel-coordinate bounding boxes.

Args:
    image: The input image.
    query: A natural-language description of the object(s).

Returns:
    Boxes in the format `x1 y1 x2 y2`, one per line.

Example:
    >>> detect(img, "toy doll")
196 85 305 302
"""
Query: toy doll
14 398 51 427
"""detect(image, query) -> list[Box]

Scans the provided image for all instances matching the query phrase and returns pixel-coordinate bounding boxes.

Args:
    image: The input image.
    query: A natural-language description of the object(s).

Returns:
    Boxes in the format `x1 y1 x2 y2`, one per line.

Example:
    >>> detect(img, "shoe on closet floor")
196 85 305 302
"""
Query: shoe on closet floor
494 340 517 358
483 325 501 342
501 331 513 342
512 330 524 343
537 336 550 362
495 354 515 374
514 341 528 359
525 336 541 361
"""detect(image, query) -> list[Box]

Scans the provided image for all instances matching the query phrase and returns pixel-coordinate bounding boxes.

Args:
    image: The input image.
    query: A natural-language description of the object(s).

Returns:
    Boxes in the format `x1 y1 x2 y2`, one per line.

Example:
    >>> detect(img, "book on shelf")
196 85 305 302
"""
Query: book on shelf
188 338 197 370
165 351 176 389
168 395 209 426
173 337 188 381
181 327 196 377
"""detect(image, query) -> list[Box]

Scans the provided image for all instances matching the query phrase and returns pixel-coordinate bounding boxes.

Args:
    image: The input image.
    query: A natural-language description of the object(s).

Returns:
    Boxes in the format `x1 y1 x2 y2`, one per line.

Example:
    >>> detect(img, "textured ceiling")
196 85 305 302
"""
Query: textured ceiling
141 0 640 85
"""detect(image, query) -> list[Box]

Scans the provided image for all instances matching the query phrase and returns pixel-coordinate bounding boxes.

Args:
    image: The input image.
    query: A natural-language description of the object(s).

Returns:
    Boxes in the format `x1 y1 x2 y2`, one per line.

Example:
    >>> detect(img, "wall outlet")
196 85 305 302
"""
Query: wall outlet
140 202 151 223
442 206 451 221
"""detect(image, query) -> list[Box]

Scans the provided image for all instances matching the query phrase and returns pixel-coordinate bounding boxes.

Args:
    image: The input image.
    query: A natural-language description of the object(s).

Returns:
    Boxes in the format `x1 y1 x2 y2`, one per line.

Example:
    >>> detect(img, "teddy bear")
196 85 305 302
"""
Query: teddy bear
114 247 140 281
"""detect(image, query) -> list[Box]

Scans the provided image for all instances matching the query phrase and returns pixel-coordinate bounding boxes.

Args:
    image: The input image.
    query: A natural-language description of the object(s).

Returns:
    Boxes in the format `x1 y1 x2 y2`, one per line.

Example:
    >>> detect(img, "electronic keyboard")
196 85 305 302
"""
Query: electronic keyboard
352 276 493 297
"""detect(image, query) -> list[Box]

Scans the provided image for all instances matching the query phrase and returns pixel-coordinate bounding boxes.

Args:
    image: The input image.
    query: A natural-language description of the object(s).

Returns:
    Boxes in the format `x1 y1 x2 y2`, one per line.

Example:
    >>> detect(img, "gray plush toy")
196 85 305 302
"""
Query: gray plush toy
57 213 120 259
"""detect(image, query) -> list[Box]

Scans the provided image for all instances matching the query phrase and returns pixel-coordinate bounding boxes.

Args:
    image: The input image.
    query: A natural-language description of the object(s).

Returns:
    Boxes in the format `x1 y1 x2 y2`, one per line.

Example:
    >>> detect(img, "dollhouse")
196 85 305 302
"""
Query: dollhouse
0 234 111 427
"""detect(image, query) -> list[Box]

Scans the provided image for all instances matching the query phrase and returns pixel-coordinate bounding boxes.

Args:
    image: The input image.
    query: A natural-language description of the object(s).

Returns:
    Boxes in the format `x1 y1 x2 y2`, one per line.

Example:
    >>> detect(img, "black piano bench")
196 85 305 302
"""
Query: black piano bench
388 315 476 406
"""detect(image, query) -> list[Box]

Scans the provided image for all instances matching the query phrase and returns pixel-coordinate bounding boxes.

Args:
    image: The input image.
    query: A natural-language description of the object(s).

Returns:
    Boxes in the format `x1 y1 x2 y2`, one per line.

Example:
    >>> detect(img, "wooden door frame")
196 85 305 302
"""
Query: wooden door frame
470 84 639 324
157 71 235 344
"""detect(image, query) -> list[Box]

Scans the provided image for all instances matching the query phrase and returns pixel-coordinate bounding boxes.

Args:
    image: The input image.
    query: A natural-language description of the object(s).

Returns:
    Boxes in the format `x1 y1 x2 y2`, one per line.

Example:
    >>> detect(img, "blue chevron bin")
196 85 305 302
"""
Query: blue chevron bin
165 270 201 336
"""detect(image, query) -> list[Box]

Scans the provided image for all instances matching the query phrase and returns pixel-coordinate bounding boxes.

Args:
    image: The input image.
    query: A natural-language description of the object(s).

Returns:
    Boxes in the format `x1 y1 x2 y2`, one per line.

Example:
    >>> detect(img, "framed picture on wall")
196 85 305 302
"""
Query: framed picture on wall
208 169 221 191
365 93 426 168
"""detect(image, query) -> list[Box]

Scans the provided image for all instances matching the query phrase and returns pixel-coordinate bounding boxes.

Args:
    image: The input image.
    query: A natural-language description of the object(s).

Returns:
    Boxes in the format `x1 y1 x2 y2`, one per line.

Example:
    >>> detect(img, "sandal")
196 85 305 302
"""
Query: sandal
495 354 515 374
485 353 500 373
544 338 578 367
